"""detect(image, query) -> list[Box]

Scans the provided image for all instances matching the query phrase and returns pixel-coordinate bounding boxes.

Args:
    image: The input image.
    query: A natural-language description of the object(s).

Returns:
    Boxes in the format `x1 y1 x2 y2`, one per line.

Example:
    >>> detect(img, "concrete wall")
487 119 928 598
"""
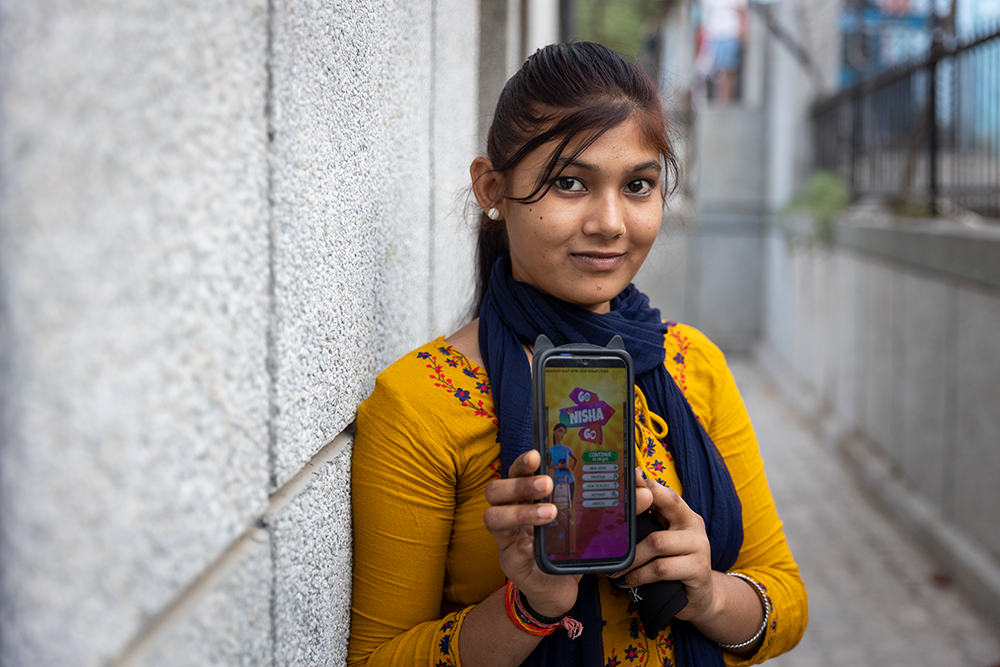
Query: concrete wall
0 1 480 665
758 211 1000 632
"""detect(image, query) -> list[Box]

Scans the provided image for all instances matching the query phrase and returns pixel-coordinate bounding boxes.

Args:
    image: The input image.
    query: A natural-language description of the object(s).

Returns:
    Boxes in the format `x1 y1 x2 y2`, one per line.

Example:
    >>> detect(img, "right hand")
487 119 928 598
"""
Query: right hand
484 449 581 618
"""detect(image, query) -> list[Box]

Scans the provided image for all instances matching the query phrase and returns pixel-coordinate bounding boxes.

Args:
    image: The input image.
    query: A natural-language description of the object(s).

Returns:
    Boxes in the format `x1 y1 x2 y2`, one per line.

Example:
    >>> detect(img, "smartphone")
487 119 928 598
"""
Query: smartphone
532 335 636 575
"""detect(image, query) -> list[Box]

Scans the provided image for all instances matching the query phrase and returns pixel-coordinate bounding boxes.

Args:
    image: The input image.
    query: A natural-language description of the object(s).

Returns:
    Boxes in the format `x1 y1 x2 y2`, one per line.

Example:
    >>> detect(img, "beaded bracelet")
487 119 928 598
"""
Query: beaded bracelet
503 581 584 639
717 572 772 651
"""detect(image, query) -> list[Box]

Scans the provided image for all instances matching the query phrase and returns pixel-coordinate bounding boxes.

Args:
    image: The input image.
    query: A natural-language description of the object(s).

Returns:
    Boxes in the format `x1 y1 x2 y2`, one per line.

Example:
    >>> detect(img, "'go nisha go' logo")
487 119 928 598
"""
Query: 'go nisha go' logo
558 387 615 444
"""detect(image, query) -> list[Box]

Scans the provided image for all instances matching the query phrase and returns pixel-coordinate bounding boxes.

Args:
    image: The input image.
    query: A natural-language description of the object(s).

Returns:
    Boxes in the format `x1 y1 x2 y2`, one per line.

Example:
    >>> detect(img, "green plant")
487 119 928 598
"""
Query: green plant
784 171 851 242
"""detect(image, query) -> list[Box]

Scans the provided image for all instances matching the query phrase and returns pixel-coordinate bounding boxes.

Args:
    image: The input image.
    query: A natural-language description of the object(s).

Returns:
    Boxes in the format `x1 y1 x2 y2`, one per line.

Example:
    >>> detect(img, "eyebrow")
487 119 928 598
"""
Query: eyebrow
555 158 662 175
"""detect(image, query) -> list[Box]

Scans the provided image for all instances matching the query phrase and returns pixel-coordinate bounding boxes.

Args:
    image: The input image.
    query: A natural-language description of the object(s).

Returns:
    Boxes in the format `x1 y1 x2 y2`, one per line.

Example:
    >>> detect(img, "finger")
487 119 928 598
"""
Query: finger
611 527 679 580
614 548 701 588
636 526 706 566
483 502 557 535
634 468 653 515
485 473 553 506
611 529 702 583
508 449 542 478
643 474 700 530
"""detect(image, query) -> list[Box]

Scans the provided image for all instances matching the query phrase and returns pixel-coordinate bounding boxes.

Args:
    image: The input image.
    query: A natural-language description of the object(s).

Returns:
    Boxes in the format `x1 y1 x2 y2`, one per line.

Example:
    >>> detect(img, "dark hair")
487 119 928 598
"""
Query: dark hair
553 423 568 433
471 42 680 316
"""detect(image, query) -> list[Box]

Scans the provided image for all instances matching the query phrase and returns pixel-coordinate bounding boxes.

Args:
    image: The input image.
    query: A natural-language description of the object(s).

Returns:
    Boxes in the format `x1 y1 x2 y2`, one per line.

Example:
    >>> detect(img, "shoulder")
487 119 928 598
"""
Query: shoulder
662 322 727 385
660 322 735 429
359 336 496 438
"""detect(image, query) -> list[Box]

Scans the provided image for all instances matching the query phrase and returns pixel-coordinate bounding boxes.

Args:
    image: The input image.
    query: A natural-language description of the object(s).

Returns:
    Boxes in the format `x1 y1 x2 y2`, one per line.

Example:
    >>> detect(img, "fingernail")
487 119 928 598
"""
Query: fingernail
538 505 555 520
534 477 548 492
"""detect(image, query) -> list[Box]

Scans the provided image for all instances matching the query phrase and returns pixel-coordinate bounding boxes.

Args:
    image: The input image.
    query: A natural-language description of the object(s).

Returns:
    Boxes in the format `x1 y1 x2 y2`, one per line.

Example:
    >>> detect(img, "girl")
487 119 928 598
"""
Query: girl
349 42 807 667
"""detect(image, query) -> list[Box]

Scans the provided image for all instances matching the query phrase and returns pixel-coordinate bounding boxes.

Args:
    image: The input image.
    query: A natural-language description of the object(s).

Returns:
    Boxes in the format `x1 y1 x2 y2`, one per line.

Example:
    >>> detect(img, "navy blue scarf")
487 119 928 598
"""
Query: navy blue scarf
478 256 744 667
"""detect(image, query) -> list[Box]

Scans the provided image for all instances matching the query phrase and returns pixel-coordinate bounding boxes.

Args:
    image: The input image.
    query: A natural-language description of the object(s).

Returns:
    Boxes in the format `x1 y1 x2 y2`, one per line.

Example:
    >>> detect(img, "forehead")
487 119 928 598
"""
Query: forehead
518 118 661 177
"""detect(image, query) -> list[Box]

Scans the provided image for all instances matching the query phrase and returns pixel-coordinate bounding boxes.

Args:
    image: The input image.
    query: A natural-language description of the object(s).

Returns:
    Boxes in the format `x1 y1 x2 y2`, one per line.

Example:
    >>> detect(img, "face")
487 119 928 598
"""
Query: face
554 426 566 443
478 118 663 314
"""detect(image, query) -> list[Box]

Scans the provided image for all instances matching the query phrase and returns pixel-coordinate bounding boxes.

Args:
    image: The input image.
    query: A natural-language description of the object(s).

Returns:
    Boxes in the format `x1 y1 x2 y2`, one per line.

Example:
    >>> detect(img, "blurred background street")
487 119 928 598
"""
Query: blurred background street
732 357 1000 667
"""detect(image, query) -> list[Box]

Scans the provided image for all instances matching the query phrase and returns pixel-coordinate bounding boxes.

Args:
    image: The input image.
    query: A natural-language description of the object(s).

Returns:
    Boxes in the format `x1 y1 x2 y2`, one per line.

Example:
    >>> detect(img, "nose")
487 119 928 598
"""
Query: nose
582 190 626 239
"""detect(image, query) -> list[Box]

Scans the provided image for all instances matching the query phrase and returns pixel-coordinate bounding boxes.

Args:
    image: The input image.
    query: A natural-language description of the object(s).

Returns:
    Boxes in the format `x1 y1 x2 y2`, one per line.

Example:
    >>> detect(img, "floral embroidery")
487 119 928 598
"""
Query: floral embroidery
419 348 497 426
758 580 778 650
651 460 666 472
664 322 690 394
628 618 641 640
605 650 621 667
652 628 675 665
434 608 470 666
644 437 657 458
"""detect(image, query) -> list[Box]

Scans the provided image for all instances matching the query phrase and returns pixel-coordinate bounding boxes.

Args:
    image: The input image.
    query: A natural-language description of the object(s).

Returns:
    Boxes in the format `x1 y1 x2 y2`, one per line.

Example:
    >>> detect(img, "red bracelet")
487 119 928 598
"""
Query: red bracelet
503 581 584 639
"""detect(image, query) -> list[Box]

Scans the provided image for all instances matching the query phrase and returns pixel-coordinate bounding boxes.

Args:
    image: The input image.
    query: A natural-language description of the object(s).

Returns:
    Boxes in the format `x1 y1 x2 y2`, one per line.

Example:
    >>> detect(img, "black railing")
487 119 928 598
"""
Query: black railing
813 25 1000 218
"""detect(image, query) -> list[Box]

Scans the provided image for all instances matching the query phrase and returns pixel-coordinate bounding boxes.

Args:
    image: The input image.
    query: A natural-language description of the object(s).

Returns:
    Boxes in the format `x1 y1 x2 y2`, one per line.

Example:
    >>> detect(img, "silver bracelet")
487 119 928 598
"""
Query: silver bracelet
717 572 772 651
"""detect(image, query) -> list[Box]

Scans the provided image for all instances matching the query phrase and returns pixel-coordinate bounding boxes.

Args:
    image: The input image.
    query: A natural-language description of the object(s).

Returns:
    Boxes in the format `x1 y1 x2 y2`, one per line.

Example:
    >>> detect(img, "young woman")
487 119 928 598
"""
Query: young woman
348 42 807 667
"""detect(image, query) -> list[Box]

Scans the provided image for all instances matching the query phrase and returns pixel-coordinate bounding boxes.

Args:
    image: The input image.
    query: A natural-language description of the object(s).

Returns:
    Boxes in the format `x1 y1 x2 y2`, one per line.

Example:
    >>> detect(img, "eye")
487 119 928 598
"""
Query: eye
625 179 654 195
554 177 585 192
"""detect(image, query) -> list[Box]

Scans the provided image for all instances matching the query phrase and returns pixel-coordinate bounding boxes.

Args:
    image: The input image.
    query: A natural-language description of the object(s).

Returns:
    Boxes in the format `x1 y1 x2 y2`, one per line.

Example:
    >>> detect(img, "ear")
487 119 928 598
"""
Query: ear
470 156 503 215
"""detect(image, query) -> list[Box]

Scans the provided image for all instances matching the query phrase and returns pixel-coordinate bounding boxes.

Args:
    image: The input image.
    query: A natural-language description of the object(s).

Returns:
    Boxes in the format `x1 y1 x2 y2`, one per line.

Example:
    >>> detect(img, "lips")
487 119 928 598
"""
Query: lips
571 251 626 271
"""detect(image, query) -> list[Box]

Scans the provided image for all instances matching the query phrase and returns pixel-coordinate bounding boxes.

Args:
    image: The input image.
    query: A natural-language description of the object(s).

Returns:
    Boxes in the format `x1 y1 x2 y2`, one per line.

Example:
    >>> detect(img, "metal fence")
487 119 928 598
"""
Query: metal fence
813 24 1000 218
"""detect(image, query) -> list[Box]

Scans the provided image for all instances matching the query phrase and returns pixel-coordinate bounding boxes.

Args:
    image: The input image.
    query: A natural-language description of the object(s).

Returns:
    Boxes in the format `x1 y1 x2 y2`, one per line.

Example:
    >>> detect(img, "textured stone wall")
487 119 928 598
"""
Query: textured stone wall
0 1 479 665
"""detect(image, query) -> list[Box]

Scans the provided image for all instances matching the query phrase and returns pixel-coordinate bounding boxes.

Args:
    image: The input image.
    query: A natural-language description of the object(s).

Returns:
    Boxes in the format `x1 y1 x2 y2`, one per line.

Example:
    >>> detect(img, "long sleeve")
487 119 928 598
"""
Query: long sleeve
665 324 808 664
349 376 466 666
348 341 503 667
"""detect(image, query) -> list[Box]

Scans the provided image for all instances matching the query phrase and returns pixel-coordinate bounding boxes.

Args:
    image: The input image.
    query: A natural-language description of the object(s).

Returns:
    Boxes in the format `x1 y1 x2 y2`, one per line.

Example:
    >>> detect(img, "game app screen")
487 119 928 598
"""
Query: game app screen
543 359 629 563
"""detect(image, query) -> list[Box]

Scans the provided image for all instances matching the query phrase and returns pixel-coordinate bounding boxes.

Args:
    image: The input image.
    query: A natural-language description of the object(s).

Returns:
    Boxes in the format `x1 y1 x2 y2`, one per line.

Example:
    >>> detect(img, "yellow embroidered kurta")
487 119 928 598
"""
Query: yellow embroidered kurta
349 323 807 667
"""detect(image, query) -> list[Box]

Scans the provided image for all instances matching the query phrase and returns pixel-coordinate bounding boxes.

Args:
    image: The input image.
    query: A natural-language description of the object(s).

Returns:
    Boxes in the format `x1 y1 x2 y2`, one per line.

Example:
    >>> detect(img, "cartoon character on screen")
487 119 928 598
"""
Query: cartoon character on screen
549 423 579 539
548 423 579 500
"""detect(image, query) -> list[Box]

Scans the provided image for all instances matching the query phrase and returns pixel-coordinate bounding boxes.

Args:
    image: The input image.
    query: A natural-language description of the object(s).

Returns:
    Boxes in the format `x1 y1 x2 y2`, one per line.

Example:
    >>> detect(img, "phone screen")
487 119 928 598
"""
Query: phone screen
542 355 630 565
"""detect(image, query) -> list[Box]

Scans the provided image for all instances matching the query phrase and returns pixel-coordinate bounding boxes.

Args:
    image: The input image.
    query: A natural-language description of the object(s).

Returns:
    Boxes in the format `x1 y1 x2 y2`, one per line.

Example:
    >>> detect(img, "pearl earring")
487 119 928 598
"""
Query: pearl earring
486 207 501 221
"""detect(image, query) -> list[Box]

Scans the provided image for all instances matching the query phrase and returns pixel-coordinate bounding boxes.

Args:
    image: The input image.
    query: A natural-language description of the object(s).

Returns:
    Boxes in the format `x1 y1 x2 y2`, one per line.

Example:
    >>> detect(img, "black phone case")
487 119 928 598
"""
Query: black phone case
532 334 636 575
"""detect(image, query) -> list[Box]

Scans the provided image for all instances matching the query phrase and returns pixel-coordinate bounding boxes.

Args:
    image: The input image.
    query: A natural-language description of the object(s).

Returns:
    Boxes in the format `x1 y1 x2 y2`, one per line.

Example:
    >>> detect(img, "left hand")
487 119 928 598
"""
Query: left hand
611 469 718 625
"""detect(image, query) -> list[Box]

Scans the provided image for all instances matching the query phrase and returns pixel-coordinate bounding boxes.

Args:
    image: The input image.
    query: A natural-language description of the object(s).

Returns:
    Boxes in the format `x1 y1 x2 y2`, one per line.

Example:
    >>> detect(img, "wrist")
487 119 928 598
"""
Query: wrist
504 581 583 639
680 570 727 626
519 589 574 622
717 572 770 652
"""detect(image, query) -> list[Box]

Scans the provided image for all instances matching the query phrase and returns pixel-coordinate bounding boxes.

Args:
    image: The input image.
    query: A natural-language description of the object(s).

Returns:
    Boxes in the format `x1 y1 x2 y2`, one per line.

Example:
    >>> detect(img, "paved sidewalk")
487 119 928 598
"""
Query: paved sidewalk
729 358 1000 667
